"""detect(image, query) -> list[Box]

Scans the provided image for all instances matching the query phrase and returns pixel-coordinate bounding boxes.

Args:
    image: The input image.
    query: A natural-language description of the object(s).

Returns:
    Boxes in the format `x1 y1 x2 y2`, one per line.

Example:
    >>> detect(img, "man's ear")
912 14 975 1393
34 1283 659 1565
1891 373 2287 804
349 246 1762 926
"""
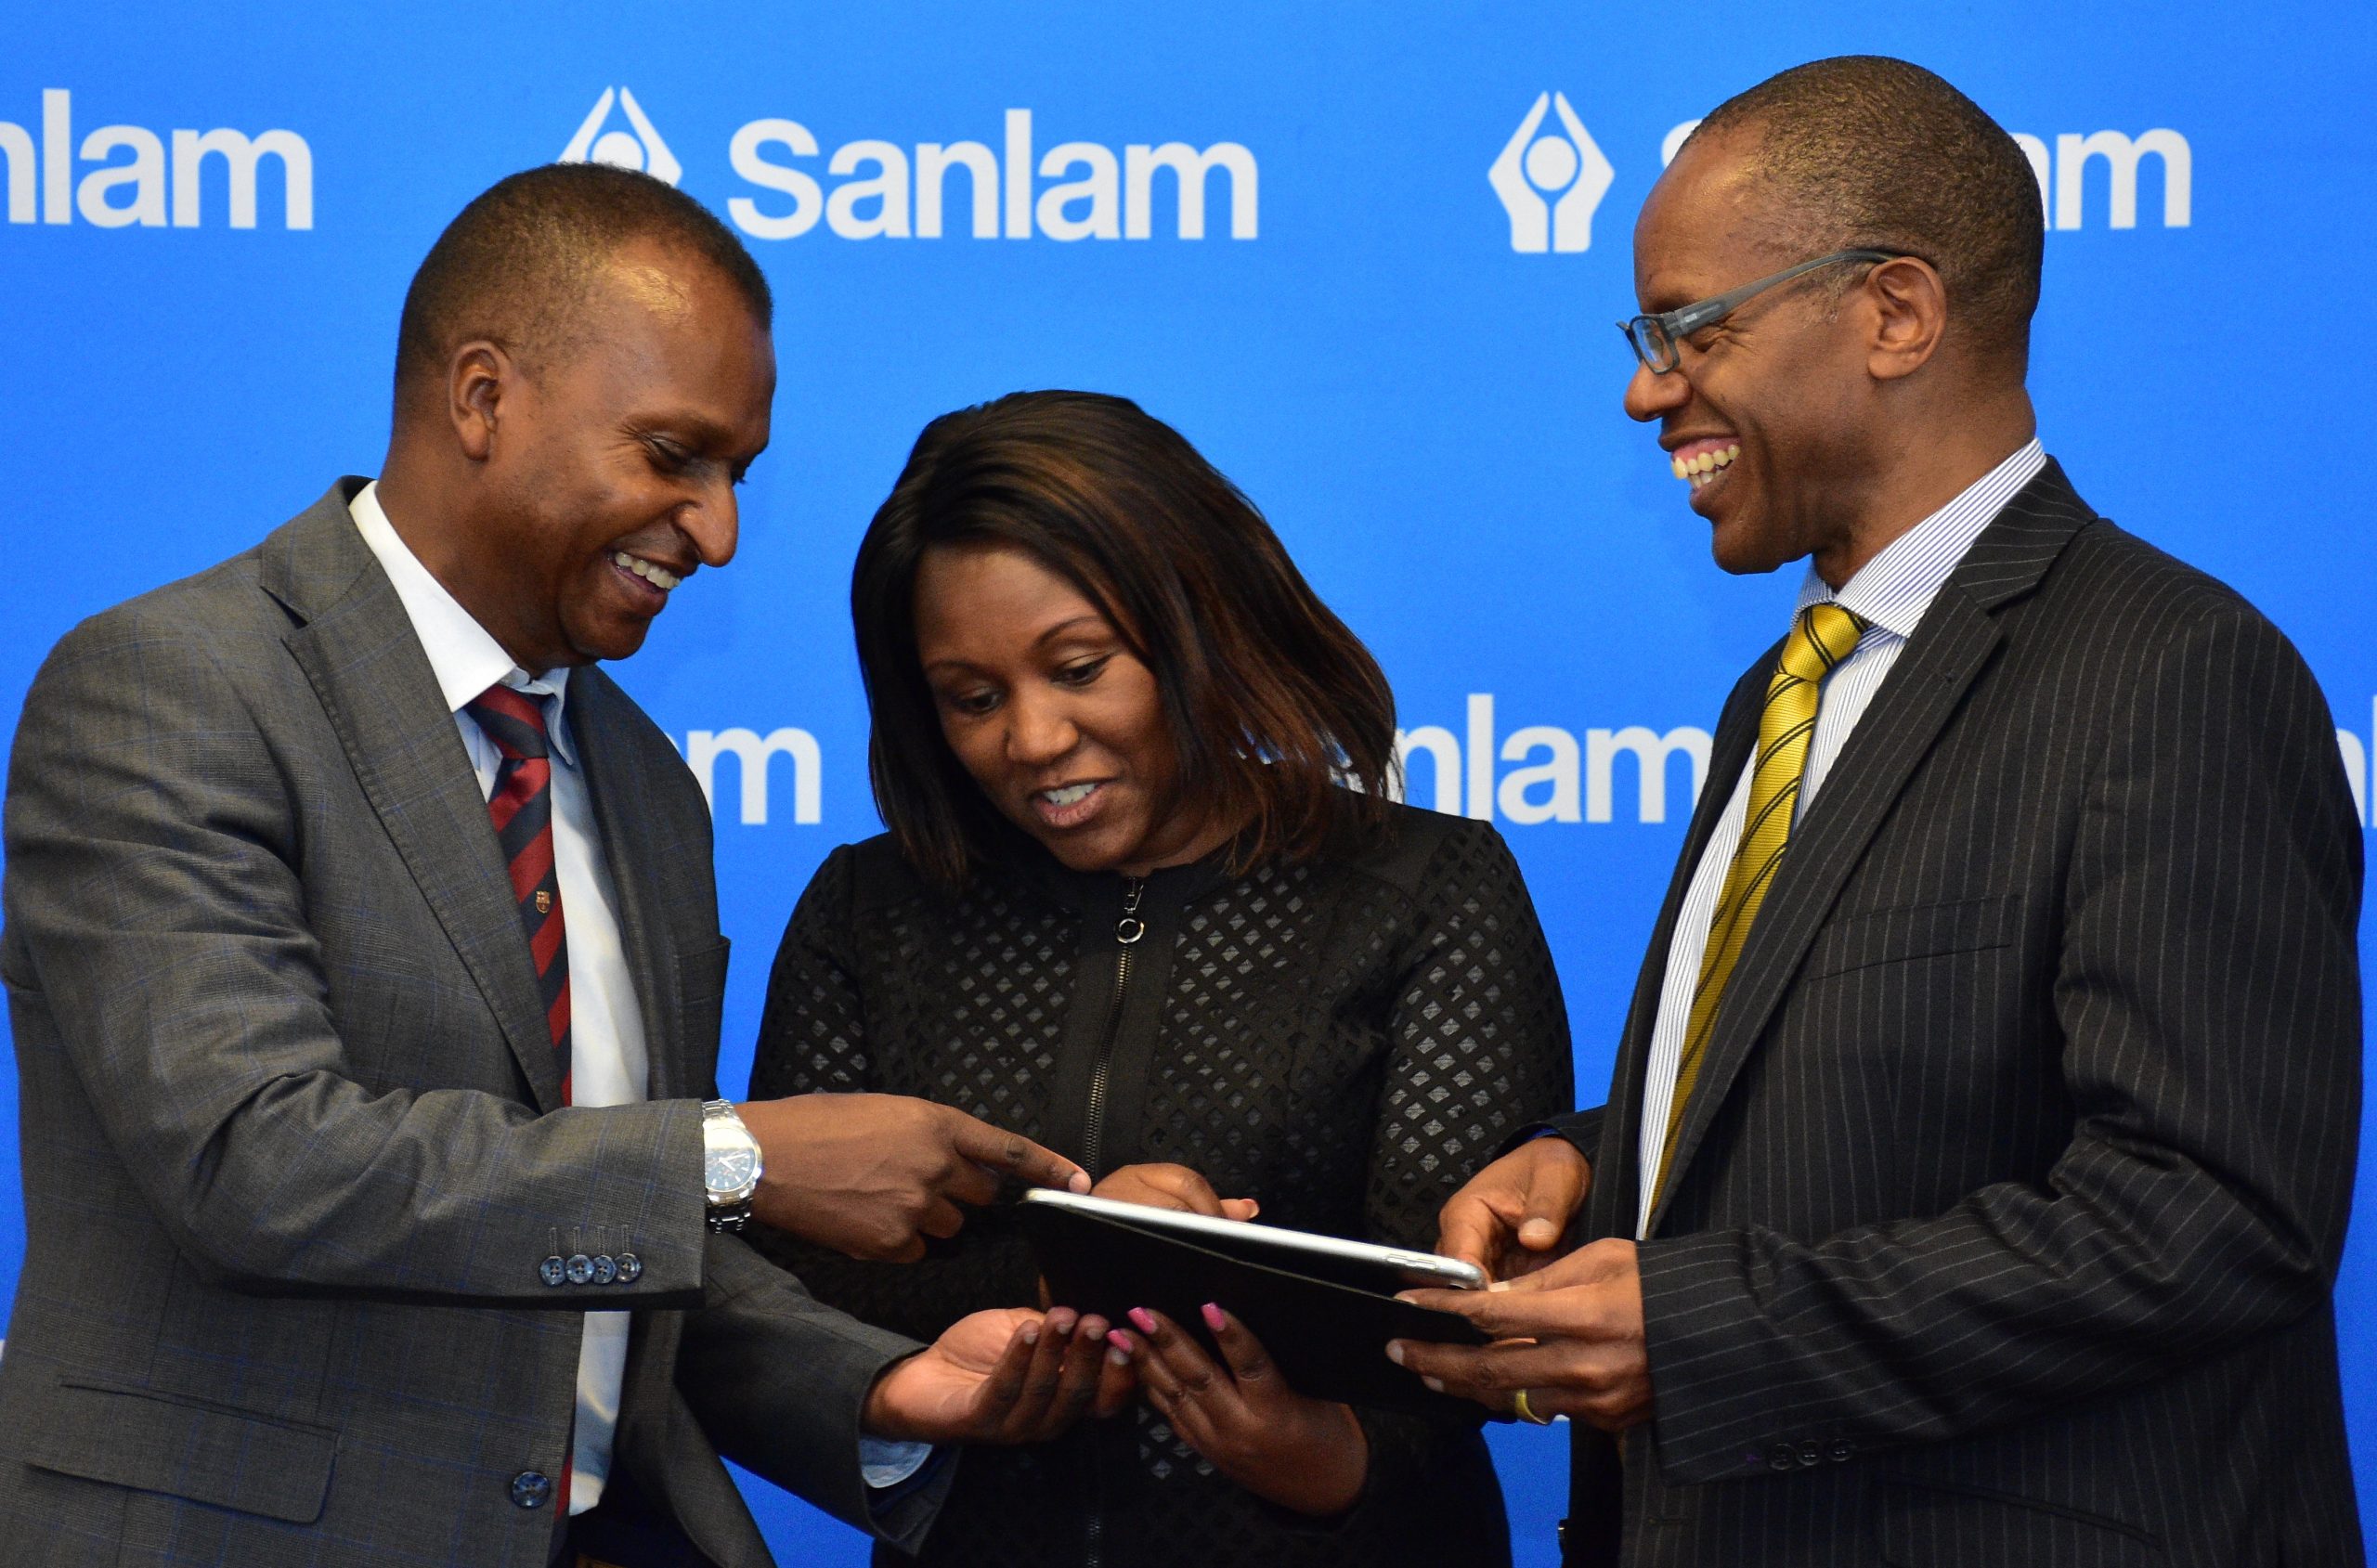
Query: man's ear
1864 257 1948 382
448 341 512 462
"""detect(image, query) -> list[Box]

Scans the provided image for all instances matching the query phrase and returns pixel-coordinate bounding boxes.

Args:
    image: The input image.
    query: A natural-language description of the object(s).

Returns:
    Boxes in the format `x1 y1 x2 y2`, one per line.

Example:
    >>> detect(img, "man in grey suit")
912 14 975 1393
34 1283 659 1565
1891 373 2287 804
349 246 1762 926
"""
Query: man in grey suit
0 164 1127 1567
1397 58 2364 1566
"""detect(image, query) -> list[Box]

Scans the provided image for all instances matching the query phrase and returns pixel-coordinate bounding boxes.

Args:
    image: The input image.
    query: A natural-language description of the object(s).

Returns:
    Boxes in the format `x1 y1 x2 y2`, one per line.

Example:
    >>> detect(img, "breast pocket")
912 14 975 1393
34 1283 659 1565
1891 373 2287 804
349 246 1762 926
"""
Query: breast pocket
1801 895 2017 984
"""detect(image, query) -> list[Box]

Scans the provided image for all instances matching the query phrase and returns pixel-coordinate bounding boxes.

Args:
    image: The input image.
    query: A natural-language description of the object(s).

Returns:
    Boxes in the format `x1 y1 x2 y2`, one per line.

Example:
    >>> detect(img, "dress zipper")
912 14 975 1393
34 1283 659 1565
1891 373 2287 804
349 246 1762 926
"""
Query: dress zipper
1083 875 1145 1568
1079 875 1146 1180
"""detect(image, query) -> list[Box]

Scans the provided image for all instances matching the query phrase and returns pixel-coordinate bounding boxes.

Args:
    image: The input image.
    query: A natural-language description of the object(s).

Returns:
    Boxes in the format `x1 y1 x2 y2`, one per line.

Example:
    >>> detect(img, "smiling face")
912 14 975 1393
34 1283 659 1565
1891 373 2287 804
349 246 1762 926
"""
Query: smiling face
913 543 1225 876
451 238 774 669
1624 128 1882 578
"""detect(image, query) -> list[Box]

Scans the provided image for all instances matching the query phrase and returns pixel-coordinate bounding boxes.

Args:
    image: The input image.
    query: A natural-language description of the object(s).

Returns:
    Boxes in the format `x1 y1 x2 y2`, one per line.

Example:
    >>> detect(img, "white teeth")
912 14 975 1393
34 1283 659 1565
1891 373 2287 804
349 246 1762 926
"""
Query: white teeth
1671 445 1741 486
1040 783 1098 807
614 551 682 591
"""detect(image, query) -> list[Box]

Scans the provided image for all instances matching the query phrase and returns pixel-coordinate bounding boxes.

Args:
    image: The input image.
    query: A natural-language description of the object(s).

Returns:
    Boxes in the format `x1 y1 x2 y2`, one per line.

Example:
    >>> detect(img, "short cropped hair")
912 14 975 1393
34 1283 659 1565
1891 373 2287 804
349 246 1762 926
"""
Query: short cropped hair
1689 56 2044 367
851 391 1399 888
394 162 772 403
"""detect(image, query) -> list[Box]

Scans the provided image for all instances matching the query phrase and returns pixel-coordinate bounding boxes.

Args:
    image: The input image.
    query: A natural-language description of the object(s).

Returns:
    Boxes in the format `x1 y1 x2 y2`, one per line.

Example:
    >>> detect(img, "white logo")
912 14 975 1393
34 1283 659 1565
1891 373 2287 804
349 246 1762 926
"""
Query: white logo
683 728 822 825
561 87 681 187
726 109 1255 242
1394 695 1709 826
0 89 312 229
1661 116 2193 232
1488 92 1614 253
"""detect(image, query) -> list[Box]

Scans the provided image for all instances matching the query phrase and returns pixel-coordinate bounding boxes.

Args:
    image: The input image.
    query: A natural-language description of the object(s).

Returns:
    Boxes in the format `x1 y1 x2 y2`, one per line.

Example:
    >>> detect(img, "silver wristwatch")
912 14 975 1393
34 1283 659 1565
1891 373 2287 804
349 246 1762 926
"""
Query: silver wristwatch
701 1099 762 1234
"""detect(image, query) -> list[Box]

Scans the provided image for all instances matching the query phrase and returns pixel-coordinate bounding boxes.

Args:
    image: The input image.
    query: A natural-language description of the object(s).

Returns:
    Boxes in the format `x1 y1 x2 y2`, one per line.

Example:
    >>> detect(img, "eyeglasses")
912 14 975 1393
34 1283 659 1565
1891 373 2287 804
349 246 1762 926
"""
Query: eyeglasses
1617 249 1911 375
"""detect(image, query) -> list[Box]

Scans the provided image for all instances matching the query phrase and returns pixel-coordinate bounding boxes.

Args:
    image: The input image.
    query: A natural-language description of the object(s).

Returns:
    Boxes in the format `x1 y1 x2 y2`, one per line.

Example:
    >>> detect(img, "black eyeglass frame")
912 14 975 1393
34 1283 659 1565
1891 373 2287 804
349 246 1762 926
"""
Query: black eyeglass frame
1617 248 1913 375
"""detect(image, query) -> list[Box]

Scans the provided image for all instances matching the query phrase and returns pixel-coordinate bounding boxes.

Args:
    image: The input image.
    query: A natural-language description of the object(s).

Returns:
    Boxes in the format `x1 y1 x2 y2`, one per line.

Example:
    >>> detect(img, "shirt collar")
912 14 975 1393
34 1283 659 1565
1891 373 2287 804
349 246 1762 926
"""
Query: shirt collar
348 481 577 767
1795 437 2048 639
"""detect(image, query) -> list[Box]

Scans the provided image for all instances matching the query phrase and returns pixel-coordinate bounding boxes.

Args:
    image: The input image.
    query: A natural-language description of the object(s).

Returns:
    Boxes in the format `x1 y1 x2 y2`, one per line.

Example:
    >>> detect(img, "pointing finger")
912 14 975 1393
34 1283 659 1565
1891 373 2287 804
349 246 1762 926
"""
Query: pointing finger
946 1110 1090 1193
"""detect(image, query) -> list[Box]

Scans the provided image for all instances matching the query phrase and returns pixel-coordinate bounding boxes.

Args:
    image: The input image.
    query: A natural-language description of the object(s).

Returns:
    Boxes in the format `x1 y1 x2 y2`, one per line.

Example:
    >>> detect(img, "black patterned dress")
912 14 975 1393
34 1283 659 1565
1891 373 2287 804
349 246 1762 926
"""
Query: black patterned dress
747 800 1574 1568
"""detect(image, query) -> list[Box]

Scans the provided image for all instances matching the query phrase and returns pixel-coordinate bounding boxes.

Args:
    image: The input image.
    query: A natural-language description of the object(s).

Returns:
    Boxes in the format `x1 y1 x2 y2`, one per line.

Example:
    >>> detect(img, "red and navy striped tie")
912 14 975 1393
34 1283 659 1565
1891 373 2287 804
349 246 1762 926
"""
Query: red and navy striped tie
465 683 573 1106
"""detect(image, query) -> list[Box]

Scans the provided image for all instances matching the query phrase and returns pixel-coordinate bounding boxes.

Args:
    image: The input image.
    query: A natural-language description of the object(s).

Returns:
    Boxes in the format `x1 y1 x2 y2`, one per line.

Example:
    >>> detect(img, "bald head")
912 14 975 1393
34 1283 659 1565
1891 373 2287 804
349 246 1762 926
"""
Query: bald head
393 162 772 417
1683 56 2043 372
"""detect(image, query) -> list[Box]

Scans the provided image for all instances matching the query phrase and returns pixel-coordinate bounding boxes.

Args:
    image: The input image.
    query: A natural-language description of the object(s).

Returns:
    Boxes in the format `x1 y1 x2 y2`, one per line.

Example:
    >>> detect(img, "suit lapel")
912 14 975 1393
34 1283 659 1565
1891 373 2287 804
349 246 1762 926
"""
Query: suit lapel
266 483 566 1111
568 667 684 1100
1643 461 2098 1234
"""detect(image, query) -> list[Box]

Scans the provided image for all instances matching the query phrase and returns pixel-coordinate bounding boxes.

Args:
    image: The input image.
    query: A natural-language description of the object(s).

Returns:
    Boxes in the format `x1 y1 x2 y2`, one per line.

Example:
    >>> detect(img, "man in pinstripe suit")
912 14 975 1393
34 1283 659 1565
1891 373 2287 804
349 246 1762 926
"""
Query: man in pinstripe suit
1400 58 2364 1567
0 165 1124 1567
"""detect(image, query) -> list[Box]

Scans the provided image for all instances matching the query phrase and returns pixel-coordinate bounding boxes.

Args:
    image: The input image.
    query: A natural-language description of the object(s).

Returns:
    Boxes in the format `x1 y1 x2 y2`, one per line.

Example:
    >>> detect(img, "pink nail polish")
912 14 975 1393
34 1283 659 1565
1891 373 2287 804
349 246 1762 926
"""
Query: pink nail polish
1106 1329 1135 1354
1128 1307 1158 1335
1201 1302 1227 1331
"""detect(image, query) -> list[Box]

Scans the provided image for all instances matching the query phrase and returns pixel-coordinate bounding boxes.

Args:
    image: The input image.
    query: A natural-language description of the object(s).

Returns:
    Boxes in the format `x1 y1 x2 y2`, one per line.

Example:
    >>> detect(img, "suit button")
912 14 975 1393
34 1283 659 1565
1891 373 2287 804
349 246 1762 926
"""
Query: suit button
565 1253 595 1286
616 1253 642 1283
1797 1442 1822 1469
591 1254 617 1286
510 1471 552 1510
1827 1439 1856 1463
1767 1444 1797 1471
538 1256 566 1287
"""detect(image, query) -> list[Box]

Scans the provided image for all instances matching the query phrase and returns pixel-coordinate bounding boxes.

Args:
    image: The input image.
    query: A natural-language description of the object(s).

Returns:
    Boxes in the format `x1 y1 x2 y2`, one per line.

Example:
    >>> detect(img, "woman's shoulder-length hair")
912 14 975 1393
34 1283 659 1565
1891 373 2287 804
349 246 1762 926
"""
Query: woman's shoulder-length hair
850 389 1399 888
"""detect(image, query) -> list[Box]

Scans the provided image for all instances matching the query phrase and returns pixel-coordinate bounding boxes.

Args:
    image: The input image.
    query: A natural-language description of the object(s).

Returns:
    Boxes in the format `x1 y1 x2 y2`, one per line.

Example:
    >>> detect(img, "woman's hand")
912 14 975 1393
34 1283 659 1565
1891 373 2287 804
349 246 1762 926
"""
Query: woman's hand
862 1306 1136 1443
1091 1162 1260 1221
1109 1304 1368 1516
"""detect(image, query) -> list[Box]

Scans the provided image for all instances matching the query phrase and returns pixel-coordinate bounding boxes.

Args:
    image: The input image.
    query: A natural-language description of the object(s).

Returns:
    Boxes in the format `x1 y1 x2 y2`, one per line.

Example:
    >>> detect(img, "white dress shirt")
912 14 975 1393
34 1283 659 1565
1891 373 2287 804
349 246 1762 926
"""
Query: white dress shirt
350 483 930 1503
1634 439 2048 1236
351 481 645 1514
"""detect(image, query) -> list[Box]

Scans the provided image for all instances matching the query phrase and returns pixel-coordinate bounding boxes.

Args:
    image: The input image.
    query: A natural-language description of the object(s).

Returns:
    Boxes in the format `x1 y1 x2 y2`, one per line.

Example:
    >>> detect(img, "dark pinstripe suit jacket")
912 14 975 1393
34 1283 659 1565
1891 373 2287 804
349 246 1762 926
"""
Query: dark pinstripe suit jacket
1551 461 2364 1568
0 482 940 1567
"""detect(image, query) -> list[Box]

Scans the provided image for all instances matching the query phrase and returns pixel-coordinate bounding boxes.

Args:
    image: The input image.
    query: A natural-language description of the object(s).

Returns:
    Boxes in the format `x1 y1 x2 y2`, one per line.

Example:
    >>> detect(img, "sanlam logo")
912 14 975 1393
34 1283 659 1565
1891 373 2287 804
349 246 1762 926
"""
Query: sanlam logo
563 87 682 187
1503 103 2193 252
1489 93 1615 253
675 702 1715 831
1 89 312 229
1657 116 2191 231
560 88 1256 243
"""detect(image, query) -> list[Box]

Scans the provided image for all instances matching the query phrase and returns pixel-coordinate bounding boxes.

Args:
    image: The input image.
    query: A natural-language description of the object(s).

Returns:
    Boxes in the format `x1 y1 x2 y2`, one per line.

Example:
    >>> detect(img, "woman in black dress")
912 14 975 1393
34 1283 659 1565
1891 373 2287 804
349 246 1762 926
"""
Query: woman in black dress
748 390 1572 1567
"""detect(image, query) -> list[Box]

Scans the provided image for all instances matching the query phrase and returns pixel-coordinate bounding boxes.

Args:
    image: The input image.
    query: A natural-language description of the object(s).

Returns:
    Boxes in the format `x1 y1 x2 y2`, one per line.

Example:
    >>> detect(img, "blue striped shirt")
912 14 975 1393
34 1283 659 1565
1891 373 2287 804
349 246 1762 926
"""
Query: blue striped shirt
1635 438 2048 1234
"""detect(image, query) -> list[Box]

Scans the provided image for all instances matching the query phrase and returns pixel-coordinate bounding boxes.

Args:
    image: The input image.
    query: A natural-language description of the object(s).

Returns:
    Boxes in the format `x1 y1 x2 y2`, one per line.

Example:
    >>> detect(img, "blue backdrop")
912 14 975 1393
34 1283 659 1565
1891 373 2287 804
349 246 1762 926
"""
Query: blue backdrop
3 4 2373 1560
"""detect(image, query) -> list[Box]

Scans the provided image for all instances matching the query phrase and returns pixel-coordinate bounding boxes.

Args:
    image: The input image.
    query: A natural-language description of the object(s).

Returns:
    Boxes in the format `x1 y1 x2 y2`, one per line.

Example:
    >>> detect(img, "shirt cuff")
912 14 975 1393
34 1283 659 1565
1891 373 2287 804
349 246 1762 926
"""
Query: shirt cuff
860 1436 936 1490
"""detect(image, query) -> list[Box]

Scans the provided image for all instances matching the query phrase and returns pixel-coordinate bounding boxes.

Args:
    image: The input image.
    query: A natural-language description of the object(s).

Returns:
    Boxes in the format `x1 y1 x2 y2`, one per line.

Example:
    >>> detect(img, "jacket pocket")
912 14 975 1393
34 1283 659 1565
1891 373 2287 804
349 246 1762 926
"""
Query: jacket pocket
1874 1476 2163 1566
24 1379 338 1523
1801 895 2016 984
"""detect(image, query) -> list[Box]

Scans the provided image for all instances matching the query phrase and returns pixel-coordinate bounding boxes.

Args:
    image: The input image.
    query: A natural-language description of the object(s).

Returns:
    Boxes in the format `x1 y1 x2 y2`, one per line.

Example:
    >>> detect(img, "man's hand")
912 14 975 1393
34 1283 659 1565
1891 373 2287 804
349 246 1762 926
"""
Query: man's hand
863 1306 1134 1443
1435 1135 1591 1282
737 1094 1090 1261
1091 1162 1260 1222
1388 1238 1651 1433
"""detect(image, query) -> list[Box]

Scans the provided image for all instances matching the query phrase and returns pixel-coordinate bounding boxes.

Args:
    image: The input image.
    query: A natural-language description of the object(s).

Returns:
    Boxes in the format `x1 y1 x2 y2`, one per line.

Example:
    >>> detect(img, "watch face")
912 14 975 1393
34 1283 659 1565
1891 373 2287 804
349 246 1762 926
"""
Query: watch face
706 1146 757 1196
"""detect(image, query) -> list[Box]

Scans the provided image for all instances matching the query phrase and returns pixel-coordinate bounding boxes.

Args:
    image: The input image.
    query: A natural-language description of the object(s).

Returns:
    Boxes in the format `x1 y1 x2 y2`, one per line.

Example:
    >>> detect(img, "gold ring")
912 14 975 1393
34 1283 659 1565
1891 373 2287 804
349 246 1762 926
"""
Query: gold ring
1513 1387 1552 1426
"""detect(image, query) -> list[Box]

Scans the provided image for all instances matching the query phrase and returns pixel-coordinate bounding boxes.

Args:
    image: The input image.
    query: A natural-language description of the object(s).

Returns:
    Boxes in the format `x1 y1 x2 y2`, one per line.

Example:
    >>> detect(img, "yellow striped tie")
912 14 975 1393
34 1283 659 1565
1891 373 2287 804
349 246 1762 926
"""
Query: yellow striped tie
1655 602 1867 1204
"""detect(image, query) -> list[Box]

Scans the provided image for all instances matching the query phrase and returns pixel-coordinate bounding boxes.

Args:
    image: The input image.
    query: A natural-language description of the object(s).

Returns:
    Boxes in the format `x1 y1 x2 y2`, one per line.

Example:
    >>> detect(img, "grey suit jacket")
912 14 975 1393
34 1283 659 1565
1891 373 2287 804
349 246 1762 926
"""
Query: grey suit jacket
1552 463 2364 1567
0 481 942 1566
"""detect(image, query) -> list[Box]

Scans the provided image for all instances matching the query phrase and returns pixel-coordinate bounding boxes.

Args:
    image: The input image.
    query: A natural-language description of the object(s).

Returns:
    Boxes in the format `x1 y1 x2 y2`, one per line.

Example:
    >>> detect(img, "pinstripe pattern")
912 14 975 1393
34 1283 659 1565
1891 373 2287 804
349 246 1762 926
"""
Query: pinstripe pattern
0 482 938 1566
1638 440 2047 1233
1552 460 2364 1567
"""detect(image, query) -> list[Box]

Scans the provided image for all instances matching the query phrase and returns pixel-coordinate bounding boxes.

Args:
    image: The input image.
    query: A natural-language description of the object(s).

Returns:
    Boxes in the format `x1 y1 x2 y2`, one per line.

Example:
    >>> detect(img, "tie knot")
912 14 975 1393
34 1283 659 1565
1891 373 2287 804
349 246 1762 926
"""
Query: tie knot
1781 603 1867 683
465 683 552 761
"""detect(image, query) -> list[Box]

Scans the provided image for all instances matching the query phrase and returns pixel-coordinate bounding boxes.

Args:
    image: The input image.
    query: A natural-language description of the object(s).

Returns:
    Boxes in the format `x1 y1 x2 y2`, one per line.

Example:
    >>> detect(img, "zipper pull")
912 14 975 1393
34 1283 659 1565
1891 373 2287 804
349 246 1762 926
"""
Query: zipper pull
1115 875 1147 944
